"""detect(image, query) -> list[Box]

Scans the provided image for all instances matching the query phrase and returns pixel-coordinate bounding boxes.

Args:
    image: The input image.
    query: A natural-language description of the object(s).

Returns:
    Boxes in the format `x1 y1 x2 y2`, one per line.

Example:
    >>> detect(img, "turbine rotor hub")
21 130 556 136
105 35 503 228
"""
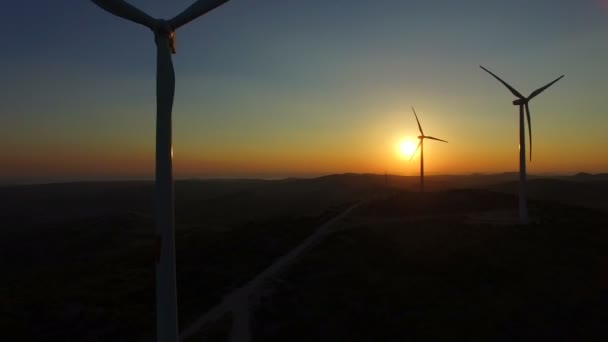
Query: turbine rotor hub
153 19 176 54
513 98 528 106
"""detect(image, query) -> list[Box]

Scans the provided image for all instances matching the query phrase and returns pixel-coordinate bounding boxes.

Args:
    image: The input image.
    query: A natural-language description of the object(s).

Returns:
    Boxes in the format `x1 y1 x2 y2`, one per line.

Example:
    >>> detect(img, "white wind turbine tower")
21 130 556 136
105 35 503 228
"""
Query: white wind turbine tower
480 66 563 225
410 107 448 193
88 1 231 341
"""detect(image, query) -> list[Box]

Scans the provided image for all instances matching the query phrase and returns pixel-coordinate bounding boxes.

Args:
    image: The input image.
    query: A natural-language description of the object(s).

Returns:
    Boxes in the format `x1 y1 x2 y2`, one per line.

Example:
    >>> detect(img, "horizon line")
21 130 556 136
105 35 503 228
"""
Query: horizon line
1 171 606 187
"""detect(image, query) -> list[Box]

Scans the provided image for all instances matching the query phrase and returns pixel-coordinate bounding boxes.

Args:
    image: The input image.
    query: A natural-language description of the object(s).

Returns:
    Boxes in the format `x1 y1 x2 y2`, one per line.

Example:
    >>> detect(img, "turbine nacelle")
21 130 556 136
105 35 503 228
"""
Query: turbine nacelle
153 20 176 54
512 98 528 106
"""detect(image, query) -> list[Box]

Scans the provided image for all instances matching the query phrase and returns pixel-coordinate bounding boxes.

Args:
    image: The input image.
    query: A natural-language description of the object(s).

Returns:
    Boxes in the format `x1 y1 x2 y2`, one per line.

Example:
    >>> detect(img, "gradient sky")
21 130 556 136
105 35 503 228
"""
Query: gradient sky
1 0 607 182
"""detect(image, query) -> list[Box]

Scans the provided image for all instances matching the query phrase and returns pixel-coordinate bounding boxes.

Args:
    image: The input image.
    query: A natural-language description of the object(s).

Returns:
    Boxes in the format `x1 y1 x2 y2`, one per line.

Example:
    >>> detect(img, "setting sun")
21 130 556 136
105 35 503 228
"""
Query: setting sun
398 139 418 159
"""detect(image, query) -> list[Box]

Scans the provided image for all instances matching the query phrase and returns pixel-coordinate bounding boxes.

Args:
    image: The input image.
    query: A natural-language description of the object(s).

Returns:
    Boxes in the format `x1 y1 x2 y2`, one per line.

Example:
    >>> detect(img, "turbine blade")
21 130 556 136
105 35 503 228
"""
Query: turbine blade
527 75 564 101
525 103 532 162
412 107 424 135
90 0 156 29
425 136 448 143
410 140 422 161
169 0 231 30
155 34 176 128
480 65 525 99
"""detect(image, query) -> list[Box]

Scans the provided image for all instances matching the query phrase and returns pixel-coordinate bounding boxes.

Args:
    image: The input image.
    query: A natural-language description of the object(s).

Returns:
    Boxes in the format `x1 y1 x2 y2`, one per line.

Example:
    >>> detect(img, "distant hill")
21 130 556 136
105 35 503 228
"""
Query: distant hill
0 174 386 228
488 177 608 211
2 173 607 227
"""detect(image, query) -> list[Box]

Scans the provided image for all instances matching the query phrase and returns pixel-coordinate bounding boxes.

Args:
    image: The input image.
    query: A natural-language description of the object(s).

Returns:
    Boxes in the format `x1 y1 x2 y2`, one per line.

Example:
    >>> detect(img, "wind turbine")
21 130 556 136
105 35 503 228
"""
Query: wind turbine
88 1 231 341
480 66 563 225
410 107 448 193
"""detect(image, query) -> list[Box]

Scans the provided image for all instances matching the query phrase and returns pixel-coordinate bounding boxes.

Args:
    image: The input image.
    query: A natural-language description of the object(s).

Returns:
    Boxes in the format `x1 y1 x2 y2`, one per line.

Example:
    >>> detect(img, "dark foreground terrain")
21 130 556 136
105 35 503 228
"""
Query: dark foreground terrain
253 190 608 341
1 173 607 341
0 175 379 341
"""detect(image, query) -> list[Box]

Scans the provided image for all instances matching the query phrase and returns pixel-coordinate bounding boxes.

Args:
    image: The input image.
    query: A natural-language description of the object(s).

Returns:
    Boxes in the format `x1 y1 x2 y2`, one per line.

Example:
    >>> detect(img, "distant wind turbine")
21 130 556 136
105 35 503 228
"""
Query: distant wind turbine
88 1 231 341
410 107 448 192
480 66 563 225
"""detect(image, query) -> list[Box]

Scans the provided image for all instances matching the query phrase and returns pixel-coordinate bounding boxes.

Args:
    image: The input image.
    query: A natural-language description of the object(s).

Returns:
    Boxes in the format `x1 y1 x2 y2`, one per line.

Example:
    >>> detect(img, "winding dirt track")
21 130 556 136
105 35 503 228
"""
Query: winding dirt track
179 200 364 341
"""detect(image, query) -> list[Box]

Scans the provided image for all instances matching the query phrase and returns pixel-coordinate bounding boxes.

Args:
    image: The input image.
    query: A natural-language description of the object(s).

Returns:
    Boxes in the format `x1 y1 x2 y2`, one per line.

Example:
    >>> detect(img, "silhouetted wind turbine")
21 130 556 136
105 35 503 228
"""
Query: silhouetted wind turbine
88 1 231 341
410 107 448 192
480 66 563 225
